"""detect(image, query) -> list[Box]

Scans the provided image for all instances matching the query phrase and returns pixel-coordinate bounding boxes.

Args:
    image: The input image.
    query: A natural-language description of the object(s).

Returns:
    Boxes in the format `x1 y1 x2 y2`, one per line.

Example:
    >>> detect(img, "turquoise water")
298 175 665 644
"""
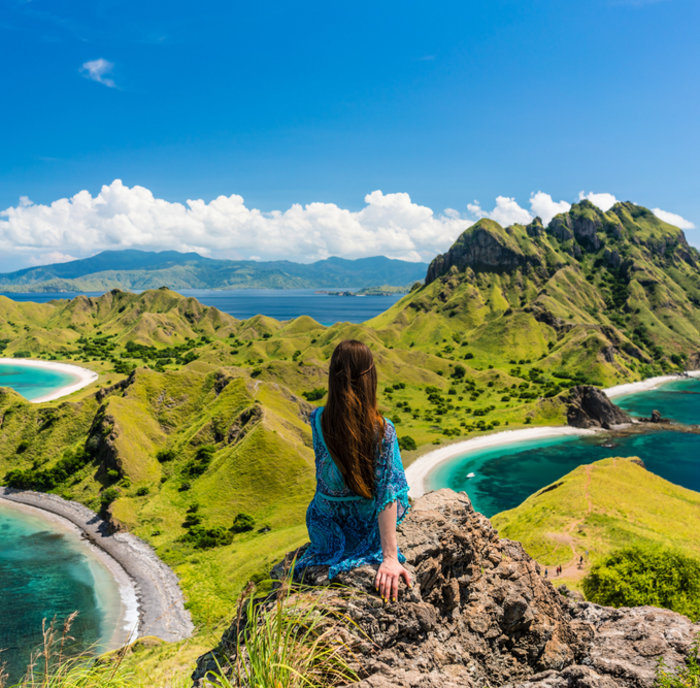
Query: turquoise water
0 501 121 682
0 363 79 401
427 377 700 518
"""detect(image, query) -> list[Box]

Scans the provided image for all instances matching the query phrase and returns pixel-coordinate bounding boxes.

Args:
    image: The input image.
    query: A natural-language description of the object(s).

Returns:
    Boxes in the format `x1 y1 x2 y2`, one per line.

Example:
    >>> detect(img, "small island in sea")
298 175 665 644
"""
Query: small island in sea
1 200 699 684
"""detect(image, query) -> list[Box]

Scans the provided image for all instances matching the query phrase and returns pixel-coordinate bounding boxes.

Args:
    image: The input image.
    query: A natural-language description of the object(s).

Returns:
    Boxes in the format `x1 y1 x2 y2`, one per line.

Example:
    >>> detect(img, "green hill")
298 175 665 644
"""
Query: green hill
0 250 428 291
491 456 700 589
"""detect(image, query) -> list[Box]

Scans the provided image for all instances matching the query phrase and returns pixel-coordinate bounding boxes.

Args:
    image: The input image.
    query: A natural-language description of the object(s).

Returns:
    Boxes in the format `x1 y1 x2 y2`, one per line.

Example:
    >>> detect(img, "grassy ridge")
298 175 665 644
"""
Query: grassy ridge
492 456 700 585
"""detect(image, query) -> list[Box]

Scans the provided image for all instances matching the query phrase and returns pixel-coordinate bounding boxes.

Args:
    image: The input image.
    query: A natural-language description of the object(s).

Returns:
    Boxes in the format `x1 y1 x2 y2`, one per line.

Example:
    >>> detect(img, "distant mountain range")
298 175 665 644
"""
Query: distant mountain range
0 250 428 292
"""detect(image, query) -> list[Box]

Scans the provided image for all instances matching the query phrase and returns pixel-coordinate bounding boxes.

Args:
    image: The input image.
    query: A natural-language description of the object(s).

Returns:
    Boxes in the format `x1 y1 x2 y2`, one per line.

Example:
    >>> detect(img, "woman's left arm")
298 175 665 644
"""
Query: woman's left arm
375 501 411 602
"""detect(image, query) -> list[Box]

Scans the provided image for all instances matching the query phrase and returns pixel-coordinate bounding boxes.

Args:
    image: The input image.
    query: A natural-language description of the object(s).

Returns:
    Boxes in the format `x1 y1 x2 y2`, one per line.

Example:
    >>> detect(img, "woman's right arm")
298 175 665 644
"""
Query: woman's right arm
375 500 411 602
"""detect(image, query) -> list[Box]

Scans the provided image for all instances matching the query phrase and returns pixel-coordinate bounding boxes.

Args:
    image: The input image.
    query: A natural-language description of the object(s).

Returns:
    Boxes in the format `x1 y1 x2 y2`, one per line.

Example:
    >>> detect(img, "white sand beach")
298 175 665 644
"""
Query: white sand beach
0 488 193 646
406 369 700 499
0 358 98 402
604 369 700 399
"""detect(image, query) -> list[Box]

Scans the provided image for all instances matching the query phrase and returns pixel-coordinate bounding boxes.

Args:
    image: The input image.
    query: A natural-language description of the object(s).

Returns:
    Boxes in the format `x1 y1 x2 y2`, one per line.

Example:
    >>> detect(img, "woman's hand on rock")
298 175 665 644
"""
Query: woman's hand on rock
375 556 411 602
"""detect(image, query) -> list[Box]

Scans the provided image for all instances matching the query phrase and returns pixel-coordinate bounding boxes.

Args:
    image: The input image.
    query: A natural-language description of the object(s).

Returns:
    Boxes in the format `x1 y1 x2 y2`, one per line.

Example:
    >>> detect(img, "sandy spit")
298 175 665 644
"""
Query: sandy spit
0 358 98 402
406 369 700 499
0 487 194 645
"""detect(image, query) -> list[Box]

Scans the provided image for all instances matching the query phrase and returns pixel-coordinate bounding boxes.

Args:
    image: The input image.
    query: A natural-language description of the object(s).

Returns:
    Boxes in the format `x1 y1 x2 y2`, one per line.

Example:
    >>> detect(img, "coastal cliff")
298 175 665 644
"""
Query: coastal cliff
193 489 699 687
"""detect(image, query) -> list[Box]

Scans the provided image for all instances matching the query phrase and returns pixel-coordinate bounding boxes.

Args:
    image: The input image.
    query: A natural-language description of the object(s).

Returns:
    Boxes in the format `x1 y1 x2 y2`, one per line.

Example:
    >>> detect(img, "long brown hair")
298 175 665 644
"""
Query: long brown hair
321 340 385 498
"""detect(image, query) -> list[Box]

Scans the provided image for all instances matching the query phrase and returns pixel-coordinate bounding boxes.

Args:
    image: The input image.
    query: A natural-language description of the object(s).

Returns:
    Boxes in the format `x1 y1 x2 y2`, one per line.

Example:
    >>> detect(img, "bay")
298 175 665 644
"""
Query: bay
0 502 121 683
427 377 700 518
0 363 79 402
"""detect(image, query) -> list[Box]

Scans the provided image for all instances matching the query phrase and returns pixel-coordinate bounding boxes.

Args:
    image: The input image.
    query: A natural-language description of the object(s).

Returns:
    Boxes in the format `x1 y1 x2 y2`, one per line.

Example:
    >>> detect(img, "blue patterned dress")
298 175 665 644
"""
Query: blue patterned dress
296 406 410 579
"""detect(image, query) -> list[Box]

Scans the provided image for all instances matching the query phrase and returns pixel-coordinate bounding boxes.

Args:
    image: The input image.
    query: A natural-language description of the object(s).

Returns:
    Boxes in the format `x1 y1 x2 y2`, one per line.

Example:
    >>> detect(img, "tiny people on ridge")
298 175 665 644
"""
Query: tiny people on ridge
296 339 412 602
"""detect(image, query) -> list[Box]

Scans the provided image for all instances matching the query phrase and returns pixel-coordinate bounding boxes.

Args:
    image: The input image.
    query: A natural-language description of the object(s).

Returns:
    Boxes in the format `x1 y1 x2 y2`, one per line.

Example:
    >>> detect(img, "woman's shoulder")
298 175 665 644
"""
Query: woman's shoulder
382 417 397 440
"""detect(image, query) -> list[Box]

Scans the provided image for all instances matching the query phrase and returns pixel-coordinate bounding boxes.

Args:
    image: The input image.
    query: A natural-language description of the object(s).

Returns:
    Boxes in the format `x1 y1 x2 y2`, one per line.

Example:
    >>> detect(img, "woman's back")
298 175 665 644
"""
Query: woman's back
297 406 410 579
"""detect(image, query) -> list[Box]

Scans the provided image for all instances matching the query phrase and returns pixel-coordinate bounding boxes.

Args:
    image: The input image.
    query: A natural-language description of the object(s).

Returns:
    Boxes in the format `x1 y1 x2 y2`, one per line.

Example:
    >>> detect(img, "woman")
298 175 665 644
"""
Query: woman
296 340 412 603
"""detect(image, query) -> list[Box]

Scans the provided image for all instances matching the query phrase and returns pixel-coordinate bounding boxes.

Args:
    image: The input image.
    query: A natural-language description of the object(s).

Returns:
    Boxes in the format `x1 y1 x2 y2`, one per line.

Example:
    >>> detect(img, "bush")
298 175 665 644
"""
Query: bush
135 486 150 496
185 525 234 549
583 546 700 621
232 512 256 533
398 435 417 451
302 387 326 401
100 487 119 507
156 448 177 463
451 365 466 379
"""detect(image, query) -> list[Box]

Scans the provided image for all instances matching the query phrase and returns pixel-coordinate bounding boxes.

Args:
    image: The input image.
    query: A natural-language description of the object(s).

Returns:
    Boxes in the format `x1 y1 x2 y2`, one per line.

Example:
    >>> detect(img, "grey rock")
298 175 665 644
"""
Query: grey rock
192 489 698 687
565 385 632 429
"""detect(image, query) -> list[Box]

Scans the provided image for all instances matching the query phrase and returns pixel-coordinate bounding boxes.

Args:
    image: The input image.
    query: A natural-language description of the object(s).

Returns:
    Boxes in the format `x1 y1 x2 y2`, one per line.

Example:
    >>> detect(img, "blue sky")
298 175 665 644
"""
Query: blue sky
0 0 698 270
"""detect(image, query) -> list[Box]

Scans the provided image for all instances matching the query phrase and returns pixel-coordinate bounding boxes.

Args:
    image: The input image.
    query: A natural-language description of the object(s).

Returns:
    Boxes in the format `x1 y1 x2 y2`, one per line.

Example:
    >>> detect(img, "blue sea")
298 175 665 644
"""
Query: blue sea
427 377 700 517
0 289 404 326
0 363 79 401
0 501 123 682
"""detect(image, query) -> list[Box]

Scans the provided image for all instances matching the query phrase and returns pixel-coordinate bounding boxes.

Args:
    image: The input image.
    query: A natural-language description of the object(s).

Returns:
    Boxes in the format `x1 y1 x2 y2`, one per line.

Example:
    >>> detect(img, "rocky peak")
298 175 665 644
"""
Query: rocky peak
564 385 632 429
425 219 541 284
193 489 698 688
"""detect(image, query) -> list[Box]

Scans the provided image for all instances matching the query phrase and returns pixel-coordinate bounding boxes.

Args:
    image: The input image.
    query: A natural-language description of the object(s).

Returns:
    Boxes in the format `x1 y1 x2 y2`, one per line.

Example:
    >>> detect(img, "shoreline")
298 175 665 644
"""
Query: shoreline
406 369 700 499
0 358 99 402
0 487 194 646
0 497 139 651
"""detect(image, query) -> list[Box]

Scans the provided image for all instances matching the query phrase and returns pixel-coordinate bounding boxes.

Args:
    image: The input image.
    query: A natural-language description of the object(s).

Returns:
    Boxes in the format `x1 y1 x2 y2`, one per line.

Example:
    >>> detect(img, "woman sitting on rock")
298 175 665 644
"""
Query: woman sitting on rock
296 339 412 603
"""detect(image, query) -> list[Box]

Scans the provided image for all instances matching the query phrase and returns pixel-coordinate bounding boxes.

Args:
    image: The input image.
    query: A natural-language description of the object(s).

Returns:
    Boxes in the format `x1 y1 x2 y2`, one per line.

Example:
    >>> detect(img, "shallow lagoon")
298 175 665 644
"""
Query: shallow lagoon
0 363 79 401
0 502 122 682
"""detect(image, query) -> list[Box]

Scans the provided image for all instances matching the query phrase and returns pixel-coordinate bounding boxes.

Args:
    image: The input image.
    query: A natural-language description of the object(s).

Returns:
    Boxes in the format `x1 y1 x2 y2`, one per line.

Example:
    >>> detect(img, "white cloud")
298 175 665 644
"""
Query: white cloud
529 192 571 225
80 58 116 88
26 251 78 267
578 191 619 212
2 182 696 271
651 208 695 230
0 180 467 269
468 196 533 226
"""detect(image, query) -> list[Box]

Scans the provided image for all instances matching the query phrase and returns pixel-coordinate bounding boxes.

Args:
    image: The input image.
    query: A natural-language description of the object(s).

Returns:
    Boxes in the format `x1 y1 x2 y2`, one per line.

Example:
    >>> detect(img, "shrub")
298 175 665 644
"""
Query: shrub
100 487 119 507
135 486 150 496
185 525 234 549
583 546 700 621
156 448 177 463
451 364 466 379
398 436 417 451
232 512 256 533
302 387 326 402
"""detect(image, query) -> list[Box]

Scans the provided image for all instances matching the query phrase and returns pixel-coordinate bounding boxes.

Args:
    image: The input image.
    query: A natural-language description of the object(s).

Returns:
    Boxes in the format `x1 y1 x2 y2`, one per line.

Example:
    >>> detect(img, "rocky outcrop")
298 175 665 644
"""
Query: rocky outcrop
638 409 670 424
426 221 541 284
565 385 632 429
192 490 698 688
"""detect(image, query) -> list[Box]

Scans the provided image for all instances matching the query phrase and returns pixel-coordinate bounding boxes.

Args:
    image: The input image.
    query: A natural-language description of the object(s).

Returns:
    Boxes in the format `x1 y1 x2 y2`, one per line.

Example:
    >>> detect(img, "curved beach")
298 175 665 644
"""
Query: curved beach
406 369 700 499
0 487 193 646
0 358 99 402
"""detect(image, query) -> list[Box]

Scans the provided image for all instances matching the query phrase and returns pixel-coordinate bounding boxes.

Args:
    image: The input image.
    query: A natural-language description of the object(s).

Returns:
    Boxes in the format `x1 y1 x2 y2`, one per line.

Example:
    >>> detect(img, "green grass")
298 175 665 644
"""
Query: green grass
492 457 700 587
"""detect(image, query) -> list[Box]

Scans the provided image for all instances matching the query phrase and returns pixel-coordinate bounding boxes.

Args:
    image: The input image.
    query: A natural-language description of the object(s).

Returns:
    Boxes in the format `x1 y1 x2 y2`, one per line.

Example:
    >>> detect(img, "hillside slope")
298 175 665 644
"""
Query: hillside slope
370 201 700 388
491 456 700 587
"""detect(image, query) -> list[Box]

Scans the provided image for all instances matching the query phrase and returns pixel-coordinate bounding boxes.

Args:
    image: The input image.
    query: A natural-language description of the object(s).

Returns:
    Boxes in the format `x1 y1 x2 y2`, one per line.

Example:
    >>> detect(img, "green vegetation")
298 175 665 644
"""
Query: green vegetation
205 577 359 688
655 636 700 688
492 457 700 590
1 200 699 683
583 546 700 621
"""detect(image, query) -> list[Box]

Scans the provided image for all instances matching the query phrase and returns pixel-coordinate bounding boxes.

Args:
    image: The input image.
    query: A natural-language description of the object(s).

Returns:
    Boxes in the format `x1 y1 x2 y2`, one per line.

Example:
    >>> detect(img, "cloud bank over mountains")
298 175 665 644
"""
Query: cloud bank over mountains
0 180 695 271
